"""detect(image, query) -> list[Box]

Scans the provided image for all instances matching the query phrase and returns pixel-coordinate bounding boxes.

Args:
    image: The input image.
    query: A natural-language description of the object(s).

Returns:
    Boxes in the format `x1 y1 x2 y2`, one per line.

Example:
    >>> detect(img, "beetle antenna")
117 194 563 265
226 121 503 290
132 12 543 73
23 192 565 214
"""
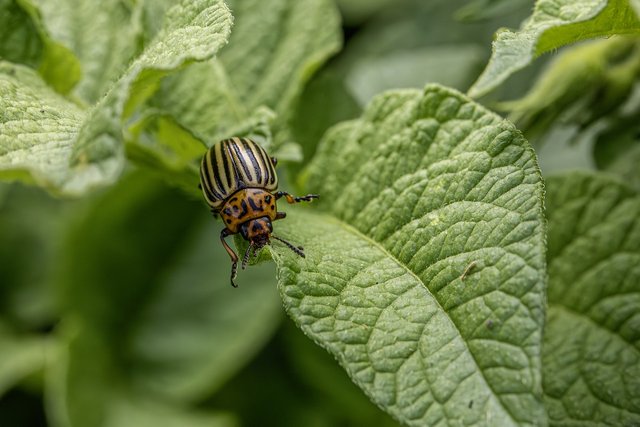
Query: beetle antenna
242 243 253 270
272 235 305 258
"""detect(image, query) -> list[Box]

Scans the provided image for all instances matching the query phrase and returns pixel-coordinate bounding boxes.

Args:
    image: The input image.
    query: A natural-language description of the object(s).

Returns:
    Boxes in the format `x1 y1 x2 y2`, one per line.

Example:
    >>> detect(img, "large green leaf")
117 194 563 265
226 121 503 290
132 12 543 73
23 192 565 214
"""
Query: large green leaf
544 172 640 426
0 0 232 196
271 85 547 426
469 0 640 98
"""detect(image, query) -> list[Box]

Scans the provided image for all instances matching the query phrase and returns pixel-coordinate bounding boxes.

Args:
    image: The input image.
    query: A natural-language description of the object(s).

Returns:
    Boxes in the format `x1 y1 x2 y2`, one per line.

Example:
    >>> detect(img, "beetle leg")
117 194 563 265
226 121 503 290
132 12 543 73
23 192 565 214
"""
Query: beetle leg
272 235 305 258
220 228 239 287
274 191 319 204
275 211 286 221
241 243 254 270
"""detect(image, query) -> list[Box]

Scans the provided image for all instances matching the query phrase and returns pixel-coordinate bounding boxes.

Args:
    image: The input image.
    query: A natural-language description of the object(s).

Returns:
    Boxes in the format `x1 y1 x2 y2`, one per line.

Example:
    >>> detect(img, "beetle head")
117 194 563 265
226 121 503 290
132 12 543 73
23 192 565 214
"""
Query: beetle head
240 217 273 248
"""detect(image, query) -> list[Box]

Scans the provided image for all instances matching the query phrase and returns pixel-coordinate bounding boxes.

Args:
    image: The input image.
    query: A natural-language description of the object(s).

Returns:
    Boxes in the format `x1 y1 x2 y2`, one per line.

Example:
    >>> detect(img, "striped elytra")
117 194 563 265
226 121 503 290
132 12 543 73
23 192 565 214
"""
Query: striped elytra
199 137 319 288
200 137 278 210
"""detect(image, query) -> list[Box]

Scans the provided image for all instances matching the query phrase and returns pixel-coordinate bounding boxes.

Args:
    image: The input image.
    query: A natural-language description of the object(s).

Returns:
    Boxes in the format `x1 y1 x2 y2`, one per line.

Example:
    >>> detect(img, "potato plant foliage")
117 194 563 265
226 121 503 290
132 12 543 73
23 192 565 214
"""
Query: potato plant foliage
0 0 639 426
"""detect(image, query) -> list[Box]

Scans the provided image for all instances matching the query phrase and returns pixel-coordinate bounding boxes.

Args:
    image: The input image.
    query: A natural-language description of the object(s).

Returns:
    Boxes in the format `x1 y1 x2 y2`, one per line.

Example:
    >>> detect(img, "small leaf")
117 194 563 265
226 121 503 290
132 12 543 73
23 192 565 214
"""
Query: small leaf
274 85 547 425
0 0 233 196
469 0 640 98
544 172 640 426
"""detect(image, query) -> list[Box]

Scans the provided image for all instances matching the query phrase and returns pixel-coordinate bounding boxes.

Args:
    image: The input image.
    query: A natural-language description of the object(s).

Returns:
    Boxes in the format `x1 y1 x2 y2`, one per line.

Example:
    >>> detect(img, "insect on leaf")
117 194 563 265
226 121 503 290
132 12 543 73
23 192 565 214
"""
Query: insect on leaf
272 84 547 426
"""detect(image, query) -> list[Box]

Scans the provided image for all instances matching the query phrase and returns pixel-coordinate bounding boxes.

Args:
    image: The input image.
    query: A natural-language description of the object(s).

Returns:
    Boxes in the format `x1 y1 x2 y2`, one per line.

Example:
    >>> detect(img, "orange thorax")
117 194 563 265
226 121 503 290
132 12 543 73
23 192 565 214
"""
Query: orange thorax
220 188 277 233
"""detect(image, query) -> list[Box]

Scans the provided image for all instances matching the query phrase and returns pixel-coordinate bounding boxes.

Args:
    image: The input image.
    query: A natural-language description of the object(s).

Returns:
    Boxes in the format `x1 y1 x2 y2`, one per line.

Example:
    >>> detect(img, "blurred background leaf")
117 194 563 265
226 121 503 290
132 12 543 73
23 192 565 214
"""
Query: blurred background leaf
593 115 640 191
454 0 532 22
49 171 281 426
30 0 144 104
0 0 81 94
543 171 640 426
2 0 640 425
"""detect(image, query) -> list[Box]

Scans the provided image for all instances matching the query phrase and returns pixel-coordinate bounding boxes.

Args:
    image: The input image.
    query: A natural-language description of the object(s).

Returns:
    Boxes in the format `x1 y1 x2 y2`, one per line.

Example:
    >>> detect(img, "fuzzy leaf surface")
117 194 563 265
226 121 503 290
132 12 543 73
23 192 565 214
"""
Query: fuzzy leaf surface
273 85 547 426
0 0 232 196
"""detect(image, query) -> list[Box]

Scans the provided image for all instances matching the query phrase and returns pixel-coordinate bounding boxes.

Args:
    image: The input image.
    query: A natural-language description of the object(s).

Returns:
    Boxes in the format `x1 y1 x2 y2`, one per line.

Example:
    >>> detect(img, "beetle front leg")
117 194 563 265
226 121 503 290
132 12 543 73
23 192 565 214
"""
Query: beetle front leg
220 228 239 288
275 191 319 204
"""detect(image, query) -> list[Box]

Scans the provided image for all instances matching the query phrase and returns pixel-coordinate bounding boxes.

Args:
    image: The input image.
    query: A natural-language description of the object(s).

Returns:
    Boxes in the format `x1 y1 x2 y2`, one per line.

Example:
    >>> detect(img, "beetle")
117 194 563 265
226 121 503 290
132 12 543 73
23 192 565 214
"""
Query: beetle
199 137 318 287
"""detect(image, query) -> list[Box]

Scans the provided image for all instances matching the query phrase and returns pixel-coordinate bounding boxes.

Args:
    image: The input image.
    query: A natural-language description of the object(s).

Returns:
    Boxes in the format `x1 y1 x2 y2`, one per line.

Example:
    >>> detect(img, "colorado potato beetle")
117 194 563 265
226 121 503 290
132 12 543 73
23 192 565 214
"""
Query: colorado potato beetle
199 137 318 287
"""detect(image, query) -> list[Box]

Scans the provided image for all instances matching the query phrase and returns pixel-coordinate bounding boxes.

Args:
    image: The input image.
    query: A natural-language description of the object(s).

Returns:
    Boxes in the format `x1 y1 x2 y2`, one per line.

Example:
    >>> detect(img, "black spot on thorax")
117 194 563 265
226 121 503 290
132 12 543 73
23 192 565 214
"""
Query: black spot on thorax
247 197 262 211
